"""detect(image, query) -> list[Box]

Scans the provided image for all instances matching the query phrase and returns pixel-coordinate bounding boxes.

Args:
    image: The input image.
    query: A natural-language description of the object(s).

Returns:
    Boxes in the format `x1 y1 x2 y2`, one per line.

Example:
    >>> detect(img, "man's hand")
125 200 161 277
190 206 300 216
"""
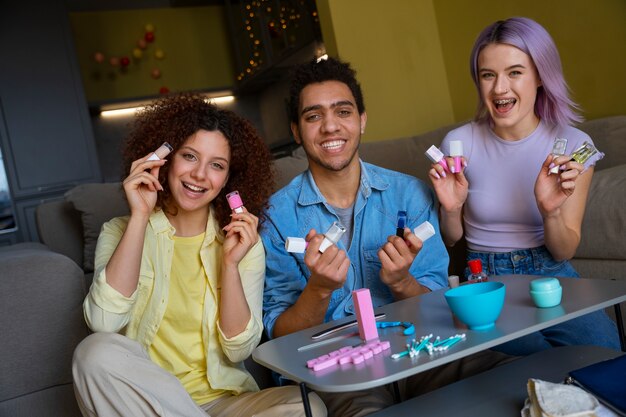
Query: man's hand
303 229 350 297
378 228 429 298
271 229 350 338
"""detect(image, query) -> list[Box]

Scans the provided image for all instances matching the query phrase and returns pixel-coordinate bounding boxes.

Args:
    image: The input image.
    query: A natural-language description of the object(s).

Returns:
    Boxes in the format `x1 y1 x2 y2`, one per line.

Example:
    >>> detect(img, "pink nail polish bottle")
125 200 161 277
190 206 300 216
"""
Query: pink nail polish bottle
449 141 463 173
226 191 244 213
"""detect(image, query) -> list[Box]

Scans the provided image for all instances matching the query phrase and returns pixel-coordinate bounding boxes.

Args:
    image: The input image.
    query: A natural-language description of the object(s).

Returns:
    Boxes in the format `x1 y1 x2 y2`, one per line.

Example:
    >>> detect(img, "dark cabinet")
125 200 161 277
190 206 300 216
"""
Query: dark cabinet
225 0 323 93
0 1 101 242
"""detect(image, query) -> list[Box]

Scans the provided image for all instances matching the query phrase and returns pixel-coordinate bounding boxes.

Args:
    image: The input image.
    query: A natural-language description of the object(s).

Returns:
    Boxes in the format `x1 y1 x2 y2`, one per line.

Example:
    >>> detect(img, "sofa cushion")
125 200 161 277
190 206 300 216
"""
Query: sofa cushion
65 183 129 272
576 164 626 260
578 115 626 171
273 149 308 189
36 199 85 267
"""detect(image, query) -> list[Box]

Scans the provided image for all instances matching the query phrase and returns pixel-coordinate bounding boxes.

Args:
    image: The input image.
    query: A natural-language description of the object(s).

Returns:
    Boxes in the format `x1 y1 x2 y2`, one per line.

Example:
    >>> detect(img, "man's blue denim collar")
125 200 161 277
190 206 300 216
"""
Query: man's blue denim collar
297 159 390 207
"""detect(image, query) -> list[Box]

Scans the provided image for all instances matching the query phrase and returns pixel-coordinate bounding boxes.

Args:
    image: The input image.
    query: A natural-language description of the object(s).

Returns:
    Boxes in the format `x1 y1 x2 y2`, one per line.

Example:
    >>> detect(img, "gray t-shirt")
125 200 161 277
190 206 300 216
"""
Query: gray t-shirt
331 204 354 250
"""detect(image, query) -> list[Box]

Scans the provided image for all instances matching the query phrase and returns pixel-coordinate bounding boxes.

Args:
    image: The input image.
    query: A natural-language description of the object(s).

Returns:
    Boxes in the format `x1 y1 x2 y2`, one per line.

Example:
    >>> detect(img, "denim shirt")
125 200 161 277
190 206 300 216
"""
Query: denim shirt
261 161 449 338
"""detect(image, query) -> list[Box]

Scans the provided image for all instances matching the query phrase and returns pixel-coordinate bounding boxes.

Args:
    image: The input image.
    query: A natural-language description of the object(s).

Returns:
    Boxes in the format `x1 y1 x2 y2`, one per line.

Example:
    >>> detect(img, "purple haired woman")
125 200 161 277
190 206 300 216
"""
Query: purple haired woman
429 17 619 355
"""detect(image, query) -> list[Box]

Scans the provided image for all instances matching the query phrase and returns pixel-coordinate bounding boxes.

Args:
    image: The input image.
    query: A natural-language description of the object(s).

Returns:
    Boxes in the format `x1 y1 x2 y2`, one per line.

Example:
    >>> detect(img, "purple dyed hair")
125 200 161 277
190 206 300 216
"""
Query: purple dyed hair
470 17 583 128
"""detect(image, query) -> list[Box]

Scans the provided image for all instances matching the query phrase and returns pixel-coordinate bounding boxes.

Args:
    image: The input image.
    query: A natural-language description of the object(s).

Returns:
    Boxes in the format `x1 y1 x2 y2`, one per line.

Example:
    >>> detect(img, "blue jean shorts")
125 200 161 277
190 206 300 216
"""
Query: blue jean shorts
465 245 578 278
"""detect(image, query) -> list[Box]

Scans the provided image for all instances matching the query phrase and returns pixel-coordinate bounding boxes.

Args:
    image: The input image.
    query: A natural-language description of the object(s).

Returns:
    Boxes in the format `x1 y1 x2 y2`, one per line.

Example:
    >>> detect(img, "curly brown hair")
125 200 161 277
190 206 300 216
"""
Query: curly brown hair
122 92 276 229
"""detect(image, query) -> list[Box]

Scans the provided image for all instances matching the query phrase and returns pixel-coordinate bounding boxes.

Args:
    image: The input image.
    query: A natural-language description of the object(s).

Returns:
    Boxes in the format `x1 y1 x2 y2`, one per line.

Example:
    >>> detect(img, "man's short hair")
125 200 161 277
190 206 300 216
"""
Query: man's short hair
287 57 365 124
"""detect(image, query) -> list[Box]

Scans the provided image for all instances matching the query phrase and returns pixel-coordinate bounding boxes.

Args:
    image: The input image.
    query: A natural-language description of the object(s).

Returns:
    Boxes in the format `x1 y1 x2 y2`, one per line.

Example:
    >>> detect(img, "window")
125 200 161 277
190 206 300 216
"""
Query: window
0 148 16 233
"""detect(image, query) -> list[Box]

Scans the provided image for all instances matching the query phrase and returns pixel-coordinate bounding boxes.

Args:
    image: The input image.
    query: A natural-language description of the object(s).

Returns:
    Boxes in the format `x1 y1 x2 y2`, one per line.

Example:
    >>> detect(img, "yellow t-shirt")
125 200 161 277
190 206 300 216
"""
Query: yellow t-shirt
149 232 227 405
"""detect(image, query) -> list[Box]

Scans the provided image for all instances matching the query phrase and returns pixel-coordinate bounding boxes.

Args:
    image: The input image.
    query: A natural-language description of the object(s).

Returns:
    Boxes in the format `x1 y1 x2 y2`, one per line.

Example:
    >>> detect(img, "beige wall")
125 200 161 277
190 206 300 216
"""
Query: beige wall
317 0 455 143
318 0 626 142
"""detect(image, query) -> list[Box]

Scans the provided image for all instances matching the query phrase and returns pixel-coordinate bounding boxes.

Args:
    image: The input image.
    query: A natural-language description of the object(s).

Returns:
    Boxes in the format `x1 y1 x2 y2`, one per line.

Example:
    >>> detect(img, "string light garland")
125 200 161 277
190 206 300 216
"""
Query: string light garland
235 0 320 82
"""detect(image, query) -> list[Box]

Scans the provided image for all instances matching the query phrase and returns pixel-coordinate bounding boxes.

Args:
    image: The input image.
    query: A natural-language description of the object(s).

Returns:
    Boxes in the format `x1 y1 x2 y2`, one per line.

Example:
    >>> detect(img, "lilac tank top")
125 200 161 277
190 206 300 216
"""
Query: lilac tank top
440 121 603 252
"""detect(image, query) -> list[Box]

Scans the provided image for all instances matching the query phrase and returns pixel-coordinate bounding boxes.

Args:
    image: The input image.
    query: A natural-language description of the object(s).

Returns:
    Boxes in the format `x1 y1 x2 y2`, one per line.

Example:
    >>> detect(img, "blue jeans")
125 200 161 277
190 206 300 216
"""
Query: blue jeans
466 246 620 356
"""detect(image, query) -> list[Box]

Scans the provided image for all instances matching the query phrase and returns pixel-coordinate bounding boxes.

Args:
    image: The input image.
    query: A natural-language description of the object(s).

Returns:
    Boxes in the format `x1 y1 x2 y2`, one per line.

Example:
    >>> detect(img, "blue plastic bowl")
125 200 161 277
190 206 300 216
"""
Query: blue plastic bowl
444 282 506 330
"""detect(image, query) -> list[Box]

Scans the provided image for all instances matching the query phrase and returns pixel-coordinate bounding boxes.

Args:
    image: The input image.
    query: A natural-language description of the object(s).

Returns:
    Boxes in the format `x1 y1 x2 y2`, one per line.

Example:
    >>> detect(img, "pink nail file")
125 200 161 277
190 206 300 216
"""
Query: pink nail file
353 288 379 341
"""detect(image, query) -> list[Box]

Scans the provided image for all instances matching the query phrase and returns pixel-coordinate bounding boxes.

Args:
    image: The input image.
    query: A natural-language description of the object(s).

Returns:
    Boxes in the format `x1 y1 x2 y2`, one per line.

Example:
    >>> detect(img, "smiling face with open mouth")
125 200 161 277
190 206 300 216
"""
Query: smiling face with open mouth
478 43 542 140
167 129 230 217
292 80 366 175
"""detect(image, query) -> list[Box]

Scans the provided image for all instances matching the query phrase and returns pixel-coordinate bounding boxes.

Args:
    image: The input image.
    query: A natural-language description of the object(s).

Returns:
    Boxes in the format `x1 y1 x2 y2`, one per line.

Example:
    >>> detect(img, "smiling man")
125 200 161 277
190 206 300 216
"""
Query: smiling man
262 57 448 340
260 58 510 416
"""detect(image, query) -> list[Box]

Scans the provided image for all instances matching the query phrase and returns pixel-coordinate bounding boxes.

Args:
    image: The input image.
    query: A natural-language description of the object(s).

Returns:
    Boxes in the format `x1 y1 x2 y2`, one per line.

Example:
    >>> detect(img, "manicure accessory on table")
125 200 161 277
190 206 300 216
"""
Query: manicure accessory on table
376 321 415 335
353 288 379 341
391 333 466 359
310 313 386 340
306 340 392 372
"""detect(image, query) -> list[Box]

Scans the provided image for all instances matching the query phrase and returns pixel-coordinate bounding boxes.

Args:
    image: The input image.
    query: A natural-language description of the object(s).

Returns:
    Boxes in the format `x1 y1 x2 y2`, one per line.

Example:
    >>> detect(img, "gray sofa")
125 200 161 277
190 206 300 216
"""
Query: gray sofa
1 115 624 416
0 243 88 417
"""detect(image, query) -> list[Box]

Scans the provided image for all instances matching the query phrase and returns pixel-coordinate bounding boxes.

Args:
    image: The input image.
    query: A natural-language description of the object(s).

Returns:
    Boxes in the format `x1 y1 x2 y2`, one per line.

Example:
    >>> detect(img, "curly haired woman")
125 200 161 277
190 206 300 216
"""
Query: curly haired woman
72 93 326 417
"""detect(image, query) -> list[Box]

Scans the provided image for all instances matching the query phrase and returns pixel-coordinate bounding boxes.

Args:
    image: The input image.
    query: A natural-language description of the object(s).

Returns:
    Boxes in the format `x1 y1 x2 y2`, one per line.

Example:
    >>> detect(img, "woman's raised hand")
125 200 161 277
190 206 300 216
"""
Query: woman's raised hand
122 154 166 217
428 156 469 213
535 154 585 217
221 207 259 266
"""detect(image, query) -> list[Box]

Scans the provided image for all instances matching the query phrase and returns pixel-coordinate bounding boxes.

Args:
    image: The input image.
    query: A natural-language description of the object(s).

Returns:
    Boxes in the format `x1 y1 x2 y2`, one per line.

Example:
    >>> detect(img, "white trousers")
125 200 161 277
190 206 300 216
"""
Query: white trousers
72 332 326 417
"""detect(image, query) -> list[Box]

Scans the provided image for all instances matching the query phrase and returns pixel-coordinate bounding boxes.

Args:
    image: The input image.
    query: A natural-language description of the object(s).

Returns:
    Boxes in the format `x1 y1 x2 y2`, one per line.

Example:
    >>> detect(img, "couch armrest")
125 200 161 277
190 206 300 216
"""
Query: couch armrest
0 246 88 402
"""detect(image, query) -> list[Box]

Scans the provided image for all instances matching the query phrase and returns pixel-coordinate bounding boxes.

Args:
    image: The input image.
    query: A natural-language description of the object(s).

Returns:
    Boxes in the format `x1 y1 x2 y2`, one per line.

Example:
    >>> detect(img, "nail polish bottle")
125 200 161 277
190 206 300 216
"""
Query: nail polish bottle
449 140 464 173
549 138 568 174
467 259 488 284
